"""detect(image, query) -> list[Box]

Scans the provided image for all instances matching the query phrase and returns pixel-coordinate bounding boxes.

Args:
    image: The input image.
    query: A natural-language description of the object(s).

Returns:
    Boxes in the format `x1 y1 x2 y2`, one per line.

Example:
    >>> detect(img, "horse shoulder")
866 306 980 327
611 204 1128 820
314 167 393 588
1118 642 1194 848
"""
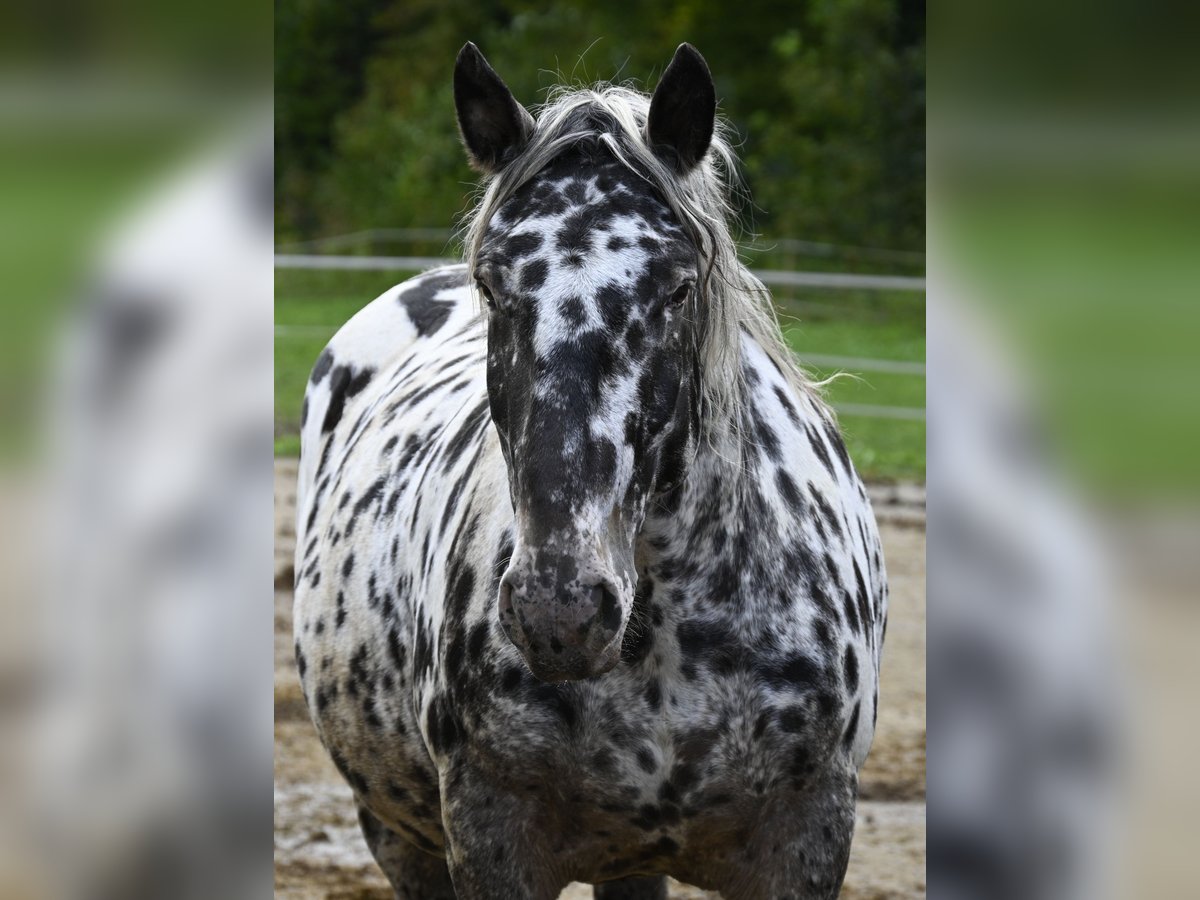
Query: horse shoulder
295 266 474 538
743 336 889 735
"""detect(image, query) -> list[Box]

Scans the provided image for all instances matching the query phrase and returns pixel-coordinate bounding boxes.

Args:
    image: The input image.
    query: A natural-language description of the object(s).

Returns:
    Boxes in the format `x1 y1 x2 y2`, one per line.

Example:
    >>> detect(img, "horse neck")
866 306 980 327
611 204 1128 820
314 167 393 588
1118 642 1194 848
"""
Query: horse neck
639 403 757 573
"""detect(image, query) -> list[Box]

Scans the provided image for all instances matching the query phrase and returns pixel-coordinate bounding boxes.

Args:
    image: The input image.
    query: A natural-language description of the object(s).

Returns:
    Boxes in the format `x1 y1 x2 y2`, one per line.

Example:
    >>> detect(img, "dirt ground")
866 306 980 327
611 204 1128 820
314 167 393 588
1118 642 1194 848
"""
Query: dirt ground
274 460 926 898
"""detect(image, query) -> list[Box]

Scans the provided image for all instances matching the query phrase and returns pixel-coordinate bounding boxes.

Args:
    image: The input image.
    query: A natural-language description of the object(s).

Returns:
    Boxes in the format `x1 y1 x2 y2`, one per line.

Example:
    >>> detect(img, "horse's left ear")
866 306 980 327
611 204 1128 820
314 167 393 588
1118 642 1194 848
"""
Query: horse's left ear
647 43 716 173
454 42 534 174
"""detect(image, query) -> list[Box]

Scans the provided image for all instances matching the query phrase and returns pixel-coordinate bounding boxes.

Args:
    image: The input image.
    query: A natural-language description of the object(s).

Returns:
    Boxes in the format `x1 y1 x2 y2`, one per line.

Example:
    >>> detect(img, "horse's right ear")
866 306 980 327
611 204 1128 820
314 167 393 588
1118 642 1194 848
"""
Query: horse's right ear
454 42 534 174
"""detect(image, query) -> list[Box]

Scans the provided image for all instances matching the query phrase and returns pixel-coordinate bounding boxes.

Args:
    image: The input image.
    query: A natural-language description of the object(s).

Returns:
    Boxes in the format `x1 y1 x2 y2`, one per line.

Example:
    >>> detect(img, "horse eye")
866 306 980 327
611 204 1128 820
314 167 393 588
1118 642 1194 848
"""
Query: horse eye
477 280 497 310
668 283 692 307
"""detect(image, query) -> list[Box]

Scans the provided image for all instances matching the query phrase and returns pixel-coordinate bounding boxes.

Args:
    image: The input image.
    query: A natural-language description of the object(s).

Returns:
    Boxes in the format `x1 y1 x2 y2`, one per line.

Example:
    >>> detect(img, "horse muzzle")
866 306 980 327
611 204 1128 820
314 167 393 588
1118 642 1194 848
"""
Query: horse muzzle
497 546 630 682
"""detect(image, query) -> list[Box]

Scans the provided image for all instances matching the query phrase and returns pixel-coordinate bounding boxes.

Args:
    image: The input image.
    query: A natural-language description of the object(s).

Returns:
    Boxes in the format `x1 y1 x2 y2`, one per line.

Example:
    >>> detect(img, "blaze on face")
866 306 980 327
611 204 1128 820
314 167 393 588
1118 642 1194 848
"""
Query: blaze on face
455 42 717 681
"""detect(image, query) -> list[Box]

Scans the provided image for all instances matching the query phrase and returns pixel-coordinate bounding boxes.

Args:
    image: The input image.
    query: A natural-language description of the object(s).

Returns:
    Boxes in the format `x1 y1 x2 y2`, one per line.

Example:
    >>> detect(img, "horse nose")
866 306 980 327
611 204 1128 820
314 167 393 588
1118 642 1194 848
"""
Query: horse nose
497 566 625 680
497 575 521 640
499 572 622 647
586 582 623 642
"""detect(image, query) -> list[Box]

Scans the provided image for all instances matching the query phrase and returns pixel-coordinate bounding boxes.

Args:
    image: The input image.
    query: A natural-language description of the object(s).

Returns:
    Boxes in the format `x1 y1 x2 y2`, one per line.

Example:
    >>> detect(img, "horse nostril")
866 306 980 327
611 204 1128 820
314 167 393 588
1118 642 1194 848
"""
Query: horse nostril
497 576 526 647
595 584 622 636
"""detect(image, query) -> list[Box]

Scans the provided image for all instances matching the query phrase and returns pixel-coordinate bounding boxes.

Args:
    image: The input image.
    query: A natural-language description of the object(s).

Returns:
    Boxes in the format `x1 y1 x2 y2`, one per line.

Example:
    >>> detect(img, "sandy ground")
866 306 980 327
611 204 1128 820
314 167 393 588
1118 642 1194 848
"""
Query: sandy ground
274 460 925 898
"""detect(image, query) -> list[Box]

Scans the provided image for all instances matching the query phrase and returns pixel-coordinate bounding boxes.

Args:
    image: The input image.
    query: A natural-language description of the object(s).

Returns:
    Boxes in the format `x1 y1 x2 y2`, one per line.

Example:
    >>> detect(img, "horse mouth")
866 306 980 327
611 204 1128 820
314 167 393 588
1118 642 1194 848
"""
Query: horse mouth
498 594 626 682
517 633 624 682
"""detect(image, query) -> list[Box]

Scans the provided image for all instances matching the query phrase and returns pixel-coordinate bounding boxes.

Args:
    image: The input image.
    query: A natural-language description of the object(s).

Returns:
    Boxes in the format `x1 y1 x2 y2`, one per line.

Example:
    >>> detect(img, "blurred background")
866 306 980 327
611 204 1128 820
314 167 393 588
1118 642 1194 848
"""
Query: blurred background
931 1 1200 898
0 0 272 898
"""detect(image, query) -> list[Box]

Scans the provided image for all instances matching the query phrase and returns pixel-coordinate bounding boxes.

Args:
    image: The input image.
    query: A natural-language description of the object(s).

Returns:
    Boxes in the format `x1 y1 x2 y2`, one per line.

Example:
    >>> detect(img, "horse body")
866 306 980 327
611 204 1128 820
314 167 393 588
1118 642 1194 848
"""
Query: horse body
295 43 886 900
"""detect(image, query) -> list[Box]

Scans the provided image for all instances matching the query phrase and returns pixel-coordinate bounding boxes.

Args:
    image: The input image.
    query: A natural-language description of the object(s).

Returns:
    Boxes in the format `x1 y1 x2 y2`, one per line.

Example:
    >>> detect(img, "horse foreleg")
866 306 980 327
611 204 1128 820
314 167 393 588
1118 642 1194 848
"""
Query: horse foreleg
712 766 858 900
357 804 457 900
438 763 566 900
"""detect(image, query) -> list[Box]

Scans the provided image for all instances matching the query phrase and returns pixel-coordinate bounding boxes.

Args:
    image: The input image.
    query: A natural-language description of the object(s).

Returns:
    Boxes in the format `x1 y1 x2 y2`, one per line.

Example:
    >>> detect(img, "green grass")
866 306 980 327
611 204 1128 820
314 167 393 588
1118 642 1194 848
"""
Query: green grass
777 288 925 481
275 269 925 481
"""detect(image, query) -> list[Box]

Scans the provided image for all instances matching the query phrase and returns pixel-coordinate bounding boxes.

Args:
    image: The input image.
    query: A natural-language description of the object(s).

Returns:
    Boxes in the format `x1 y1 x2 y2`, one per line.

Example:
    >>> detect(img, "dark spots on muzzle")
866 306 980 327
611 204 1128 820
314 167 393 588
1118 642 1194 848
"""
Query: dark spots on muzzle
598 587 622 633
498 549 625 682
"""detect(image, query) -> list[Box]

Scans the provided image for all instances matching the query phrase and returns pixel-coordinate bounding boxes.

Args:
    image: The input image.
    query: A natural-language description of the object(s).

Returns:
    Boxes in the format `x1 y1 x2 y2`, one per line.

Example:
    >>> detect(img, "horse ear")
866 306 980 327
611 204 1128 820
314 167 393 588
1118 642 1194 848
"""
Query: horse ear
646 43 716 173
454 42 534 174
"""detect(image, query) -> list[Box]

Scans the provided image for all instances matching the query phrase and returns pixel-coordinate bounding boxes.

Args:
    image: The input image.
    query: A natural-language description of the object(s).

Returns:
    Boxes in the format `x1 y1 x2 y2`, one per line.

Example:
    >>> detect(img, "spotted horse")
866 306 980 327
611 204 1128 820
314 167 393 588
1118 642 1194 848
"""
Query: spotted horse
294 43 887 900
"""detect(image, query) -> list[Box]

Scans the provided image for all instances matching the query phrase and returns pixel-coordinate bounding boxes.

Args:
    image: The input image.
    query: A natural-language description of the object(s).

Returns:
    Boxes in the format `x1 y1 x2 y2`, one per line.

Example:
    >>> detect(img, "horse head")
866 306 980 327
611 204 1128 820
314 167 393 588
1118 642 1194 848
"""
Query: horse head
455 43 717 681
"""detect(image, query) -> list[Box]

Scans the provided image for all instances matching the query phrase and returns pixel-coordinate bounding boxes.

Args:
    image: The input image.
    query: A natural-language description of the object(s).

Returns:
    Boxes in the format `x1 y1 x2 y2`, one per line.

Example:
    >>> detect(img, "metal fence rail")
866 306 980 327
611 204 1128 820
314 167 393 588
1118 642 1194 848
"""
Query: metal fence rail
799 354 925 376
274 252 926 422
274 254 926 293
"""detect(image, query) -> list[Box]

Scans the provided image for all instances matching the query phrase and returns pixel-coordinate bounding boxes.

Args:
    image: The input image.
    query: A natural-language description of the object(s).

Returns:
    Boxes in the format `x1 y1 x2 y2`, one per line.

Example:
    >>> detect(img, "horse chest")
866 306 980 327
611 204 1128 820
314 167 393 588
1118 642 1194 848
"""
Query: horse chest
433 643 841 880
463 616 841 797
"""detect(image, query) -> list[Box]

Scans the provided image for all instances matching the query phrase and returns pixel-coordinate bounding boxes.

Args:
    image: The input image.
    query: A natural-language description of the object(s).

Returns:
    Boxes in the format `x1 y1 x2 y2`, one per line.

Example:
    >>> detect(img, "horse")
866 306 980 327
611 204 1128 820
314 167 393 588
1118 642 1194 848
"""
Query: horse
294 42 887 900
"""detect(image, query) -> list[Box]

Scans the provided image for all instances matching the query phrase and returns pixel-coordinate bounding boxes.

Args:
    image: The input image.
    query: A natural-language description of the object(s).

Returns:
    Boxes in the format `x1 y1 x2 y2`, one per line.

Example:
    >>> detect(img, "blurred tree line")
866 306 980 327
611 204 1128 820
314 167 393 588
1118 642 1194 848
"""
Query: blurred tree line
276 0 924 256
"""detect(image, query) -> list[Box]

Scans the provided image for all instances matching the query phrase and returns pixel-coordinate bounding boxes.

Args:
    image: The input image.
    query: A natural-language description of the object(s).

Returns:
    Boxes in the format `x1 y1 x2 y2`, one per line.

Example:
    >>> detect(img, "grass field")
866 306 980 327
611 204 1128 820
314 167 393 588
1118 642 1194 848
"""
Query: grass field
275 267 925 481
